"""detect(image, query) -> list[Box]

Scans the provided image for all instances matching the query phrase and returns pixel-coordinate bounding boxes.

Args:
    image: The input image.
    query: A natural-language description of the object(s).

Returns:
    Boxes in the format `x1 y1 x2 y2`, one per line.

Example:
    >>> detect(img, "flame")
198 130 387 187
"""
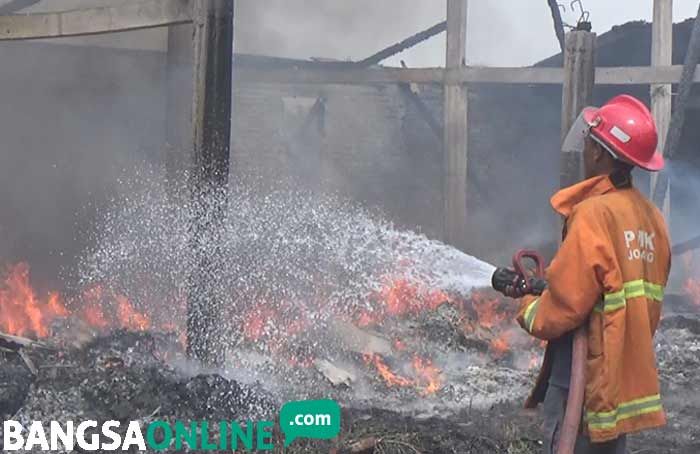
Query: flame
412 355 443 395
116 295 151 331
0 259 537 394
0 263 68 338
355 310 376 328
471 291 508 329
82 304 108 329
0 263 160 339
48 292 69 318
490 331 511 357
364 353 444 395
242 304 276 341
356 278 451 327
364 353 414 388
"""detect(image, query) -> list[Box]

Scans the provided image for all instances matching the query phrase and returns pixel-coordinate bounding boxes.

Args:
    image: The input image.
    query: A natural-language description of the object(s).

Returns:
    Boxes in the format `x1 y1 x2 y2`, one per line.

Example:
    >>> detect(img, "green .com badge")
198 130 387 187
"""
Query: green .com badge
3 399 342 451
280 399 341 447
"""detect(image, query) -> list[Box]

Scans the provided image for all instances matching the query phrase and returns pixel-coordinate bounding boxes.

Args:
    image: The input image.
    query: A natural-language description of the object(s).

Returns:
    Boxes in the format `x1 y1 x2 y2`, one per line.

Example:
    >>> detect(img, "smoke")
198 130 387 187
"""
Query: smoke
233 0 558 67
234 0 445 64
666 160 700 246
0 31 169 288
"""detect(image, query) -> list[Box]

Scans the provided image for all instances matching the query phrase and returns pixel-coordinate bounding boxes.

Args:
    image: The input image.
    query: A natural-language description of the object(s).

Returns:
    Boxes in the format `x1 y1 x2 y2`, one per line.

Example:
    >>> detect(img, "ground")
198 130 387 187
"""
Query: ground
2 316 699 453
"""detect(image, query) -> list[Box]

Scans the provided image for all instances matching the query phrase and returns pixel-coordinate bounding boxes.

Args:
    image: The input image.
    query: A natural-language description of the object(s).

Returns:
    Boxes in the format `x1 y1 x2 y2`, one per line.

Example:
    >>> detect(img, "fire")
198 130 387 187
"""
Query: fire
412 355 443 395
363 353 414 388
48 292 69 317
471 291 508 329
380 278 447 316
117 295 151 331
364 353 444 395
83 304 108 329
355 278 451 327
0 262 69 338
0 259 535 397
490 331 511 357
0 262 155 339
243 305 273 341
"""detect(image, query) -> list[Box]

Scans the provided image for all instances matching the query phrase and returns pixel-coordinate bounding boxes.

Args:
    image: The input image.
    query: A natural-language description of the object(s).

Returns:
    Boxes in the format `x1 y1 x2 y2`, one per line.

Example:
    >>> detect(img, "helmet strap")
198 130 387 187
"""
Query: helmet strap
589 133 634 166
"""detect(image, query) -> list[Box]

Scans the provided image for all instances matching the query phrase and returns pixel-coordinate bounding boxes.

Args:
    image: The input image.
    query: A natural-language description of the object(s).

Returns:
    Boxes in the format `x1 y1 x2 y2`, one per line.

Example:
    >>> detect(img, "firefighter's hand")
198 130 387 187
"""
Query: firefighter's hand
502 280 528 299
492 267 528 299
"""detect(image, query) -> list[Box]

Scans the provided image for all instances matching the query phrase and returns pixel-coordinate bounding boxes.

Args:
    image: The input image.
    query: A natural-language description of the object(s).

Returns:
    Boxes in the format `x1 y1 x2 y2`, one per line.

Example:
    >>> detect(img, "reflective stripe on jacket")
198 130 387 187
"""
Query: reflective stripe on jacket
516 175 671 443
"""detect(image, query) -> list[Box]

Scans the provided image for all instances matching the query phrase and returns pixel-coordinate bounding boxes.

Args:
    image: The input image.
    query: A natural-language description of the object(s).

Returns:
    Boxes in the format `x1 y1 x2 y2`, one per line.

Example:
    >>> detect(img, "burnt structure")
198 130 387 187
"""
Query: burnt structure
0 19 699 282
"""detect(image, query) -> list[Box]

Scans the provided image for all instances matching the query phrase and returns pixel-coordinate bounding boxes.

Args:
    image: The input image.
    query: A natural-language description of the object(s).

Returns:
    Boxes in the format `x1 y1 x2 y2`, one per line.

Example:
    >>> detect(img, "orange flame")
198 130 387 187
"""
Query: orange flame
0 263 69 338
116 295 151 331
364 353 444 395
364 353 413 388
242 305 277 341
356 278 451 327
0 263 159 338
412 355 443 395
471 292 508 329
491 331 511 358
82 304 108 329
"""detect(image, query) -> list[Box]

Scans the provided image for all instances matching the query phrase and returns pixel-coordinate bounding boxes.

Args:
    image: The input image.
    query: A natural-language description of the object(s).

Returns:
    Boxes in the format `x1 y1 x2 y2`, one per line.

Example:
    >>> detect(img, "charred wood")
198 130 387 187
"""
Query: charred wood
356 21 446 68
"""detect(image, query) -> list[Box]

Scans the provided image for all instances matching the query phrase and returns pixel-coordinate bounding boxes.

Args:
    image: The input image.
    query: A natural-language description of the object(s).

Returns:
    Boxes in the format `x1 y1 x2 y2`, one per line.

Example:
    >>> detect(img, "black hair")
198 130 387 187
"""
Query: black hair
612 158 634 175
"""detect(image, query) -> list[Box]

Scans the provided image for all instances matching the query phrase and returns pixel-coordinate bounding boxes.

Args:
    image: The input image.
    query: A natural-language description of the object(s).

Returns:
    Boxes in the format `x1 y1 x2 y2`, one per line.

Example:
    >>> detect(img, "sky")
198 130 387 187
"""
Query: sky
233 0 700 67
4 0 700 66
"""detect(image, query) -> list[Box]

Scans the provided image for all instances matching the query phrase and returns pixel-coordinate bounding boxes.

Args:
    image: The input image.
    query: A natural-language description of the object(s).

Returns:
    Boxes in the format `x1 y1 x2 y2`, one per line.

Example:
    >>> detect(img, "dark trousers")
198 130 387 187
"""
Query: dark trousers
543 384 627 454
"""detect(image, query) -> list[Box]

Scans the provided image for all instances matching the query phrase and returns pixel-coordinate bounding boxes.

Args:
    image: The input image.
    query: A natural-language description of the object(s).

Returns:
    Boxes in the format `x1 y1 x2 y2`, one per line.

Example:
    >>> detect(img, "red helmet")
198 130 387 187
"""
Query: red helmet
582 95 664 171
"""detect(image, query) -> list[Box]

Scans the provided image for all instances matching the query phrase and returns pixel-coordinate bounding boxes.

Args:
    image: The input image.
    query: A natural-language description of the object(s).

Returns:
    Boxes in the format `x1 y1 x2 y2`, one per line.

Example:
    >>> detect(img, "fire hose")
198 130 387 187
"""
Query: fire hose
492 250 585 454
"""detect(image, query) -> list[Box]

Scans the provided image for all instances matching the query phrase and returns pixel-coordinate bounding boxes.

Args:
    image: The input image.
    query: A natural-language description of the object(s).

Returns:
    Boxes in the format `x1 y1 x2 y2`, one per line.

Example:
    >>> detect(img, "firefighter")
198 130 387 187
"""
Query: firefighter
499 95 671 453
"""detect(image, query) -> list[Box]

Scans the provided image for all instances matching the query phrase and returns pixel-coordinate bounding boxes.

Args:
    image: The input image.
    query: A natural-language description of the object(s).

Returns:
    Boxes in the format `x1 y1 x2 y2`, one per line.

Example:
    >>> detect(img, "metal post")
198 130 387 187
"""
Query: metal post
186 0 234 365
443 0 469 251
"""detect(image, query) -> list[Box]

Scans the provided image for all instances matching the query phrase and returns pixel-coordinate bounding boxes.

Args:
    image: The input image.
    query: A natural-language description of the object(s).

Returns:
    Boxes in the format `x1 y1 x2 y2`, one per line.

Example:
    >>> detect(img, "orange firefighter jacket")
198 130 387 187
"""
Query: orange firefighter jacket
517 174 671 443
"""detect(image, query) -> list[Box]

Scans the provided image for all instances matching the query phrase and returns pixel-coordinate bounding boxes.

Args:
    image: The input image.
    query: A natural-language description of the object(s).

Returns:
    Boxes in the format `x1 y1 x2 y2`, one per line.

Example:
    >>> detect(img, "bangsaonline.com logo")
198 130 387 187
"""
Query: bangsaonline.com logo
3 399 340 451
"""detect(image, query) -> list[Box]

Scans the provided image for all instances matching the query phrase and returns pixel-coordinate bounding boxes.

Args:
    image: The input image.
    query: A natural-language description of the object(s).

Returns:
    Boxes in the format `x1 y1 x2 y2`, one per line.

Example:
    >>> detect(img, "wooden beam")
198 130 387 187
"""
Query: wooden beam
650 0 673 212
654 3 700 207
561 31 596 188
0 0 192 41
356 21 446 67
0 0 41 15
165 23 194 201
186 0 234 366
443 0 469 250
595 65 695 84
235 65 700 87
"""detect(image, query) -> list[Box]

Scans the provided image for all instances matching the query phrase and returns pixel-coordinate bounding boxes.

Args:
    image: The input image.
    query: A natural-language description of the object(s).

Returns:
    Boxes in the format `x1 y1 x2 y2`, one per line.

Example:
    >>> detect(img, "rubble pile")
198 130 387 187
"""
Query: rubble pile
1 306 699 453
0 331 277 451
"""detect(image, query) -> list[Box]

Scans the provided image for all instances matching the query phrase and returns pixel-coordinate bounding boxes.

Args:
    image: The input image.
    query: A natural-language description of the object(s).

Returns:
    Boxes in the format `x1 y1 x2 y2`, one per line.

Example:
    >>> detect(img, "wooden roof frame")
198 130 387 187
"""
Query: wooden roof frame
0 0 693 86
0 0 691 252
